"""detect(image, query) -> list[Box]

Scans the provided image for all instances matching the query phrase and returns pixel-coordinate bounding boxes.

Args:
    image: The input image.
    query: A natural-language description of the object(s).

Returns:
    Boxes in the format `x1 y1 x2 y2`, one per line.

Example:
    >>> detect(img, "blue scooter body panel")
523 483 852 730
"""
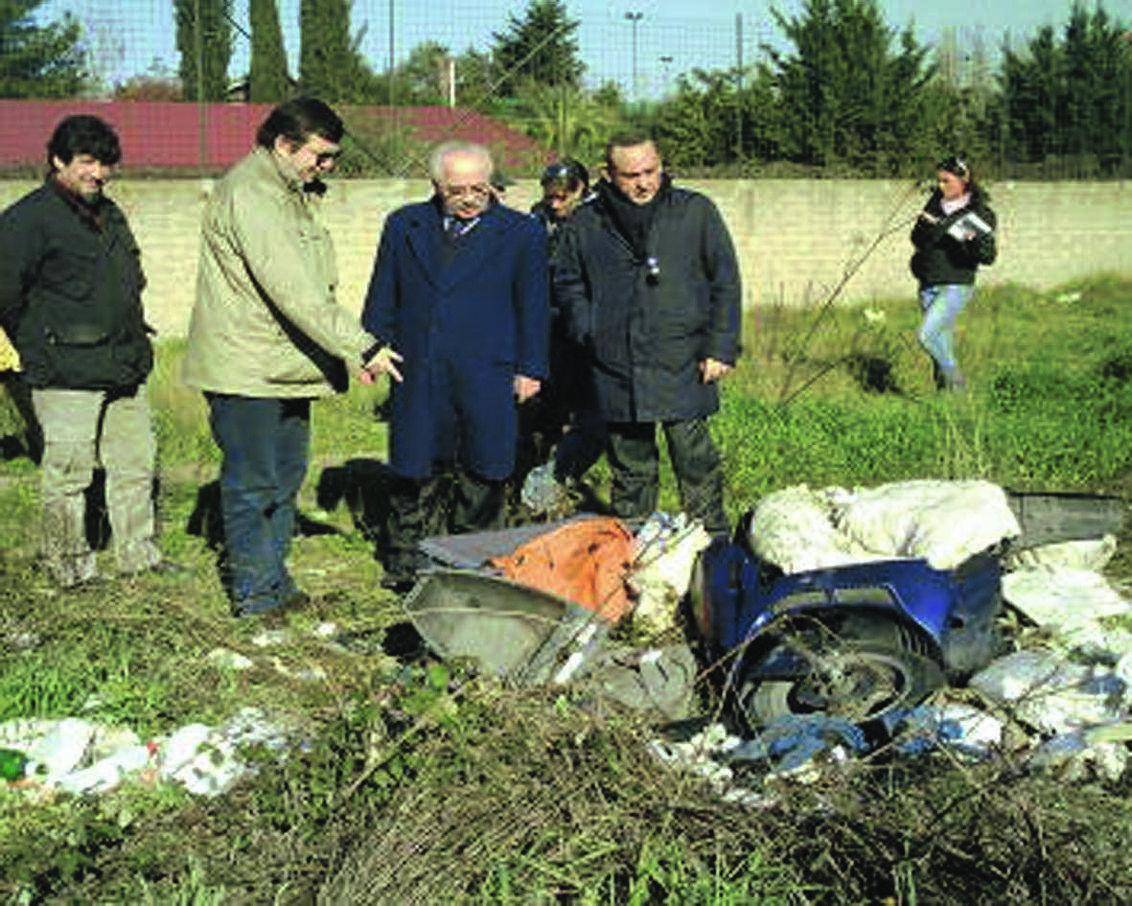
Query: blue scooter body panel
694 536 1002 678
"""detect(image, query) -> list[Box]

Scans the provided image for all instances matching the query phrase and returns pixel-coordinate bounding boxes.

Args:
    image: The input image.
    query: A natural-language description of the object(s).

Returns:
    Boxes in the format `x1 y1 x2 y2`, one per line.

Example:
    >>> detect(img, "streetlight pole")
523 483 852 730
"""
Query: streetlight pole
624 11 643 101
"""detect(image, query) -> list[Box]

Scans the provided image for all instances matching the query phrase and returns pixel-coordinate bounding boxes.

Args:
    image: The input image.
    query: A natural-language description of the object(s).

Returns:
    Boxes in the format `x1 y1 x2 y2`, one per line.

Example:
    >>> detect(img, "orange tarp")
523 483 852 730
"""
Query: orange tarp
488 517 636 622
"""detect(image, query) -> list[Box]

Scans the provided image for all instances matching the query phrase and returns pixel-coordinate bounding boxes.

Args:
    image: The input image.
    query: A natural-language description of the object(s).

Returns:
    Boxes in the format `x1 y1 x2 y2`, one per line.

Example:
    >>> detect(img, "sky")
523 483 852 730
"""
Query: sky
40 0 1132 97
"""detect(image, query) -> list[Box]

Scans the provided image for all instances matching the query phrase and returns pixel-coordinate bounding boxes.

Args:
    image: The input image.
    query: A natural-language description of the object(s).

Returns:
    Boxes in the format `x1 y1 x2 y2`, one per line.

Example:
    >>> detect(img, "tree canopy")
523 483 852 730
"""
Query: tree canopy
998 2 1131 175
0 0 89 98
299 0 380 103
248 0 290 103
175 0 232 102
764 0 935 171
491 0 583 97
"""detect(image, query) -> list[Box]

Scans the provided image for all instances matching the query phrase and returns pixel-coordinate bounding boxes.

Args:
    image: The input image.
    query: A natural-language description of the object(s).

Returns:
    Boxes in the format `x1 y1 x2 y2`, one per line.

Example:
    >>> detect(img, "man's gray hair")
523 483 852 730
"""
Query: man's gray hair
428 141 494 182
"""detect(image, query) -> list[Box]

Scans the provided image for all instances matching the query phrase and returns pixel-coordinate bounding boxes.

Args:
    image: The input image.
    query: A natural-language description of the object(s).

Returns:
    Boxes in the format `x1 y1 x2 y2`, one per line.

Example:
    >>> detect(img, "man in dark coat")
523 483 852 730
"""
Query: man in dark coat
0 115 166 586
362 141 549 589
553 133 741 533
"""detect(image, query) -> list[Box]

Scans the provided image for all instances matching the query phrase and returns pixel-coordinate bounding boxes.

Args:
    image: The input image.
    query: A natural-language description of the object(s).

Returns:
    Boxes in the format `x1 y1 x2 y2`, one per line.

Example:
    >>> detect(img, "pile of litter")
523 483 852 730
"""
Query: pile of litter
0 707 292 798
646 481 1132 805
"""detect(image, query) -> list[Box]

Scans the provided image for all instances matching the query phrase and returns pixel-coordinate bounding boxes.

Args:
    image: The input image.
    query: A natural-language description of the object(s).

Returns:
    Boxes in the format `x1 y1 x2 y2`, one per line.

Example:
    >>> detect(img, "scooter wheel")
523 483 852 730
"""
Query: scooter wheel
735 615 944 729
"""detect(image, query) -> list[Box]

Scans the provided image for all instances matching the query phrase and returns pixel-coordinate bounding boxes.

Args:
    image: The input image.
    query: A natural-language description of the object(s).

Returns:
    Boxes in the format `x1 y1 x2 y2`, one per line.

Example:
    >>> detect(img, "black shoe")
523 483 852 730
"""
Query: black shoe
234 590 309 619
259 590 311 627
380 574 417 594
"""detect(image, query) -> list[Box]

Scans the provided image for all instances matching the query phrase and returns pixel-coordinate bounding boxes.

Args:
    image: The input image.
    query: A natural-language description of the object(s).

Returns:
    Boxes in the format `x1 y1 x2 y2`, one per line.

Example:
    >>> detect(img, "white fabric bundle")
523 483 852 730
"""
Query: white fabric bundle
750 479 1021 573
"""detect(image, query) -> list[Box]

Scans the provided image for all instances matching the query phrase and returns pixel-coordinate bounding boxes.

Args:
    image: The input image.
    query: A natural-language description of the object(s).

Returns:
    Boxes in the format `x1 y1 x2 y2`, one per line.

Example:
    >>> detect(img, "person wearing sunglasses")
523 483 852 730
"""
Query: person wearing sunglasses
183 98 397 618
362 141 549 591
909 155 998 392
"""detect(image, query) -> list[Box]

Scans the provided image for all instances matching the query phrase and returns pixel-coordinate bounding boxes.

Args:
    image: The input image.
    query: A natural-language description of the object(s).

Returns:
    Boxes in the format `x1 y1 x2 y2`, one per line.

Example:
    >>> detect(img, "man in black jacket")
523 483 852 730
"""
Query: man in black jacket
553 134 741 533
0 115 164 587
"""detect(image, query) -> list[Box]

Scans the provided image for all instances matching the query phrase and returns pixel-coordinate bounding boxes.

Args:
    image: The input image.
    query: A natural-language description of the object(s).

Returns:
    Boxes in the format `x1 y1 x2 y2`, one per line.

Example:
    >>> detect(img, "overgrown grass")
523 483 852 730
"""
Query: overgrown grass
0 274 1130 903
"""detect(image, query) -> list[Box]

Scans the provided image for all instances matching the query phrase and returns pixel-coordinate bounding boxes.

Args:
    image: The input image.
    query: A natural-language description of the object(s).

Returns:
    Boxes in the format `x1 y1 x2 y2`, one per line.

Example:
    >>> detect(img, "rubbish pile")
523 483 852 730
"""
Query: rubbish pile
0 707 293 798
404 480 1131 805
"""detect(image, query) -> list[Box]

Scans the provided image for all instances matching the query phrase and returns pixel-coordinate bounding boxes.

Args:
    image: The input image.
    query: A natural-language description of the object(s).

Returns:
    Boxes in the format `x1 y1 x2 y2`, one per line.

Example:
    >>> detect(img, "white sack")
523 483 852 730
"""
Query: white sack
835 479 1020 570
747 485 875 574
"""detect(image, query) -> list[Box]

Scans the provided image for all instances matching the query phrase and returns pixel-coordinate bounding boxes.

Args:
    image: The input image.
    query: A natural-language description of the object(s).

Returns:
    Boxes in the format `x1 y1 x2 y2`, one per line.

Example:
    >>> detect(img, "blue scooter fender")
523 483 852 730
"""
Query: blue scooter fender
695 538 1002 678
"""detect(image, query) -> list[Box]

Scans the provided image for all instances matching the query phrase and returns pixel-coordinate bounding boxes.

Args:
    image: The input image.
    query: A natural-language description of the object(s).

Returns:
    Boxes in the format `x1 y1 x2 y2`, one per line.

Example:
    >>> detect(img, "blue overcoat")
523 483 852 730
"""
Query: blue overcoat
362 199 549 481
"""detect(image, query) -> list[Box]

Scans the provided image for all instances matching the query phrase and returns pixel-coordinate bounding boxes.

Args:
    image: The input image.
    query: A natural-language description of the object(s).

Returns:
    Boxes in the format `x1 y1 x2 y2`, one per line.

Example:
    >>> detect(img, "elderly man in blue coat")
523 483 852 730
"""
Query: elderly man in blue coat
362 141 549 590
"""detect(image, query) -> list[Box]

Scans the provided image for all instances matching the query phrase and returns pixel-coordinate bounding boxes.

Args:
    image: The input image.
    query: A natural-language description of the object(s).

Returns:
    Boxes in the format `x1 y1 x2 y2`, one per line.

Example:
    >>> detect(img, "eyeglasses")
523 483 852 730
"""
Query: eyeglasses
440 183 492 200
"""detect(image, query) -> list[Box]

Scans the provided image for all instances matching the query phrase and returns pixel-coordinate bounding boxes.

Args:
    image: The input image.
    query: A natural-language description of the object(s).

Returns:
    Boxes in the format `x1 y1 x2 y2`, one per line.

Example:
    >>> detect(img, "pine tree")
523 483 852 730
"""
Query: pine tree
175 0 233 101
998 3 1130 176
765 0 934 173
0 0 89 97
249 0 290 102
490 0 583 98
299 0 379 102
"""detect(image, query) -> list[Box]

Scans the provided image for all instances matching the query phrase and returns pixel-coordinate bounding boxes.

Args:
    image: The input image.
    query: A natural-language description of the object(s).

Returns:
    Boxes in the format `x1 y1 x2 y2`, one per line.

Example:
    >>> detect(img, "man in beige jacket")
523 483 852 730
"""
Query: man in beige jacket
183 97 398 617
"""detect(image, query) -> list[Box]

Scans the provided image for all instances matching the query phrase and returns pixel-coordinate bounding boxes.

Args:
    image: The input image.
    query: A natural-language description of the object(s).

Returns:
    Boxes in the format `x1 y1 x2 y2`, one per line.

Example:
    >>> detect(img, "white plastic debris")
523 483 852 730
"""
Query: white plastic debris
270 658 328 682
53 745 152 795
1 709 292 799
157 707 290 797
970 650 1126 735
629 514 712 636
646 723 775 810
1028 723 1132 782
251 629 292 648
1006 535 1117 572
1003 567 1132 658
25 718 95 782
936 704 1005 755
206 647 255 671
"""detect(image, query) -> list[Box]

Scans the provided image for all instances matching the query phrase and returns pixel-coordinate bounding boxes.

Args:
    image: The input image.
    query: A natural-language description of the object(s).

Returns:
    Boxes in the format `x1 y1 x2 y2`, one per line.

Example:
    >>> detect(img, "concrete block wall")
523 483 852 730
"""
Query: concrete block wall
2 178 1129 338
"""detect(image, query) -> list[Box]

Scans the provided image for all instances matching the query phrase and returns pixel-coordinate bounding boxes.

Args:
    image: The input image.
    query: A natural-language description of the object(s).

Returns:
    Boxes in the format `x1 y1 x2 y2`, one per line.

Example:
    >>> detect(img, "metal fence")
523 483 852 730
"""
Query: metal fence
5 2 1130 178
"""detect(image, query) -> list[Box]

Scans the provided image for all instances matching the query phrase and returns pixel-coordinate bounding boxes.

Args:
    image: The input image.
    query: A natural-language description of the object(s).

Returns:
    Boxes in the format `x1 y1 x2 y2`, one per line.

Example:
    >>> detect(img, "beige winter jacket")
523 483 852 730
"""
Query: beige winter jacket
182 147 375 397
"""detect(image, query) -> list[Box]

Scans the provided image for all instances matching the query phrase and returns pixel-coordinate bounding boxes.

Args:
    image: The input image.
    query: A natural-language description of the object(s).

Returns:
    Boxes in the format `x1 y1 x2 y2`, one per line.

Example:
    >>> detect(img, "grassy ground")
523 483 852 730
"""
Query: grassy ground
0 275 1130 903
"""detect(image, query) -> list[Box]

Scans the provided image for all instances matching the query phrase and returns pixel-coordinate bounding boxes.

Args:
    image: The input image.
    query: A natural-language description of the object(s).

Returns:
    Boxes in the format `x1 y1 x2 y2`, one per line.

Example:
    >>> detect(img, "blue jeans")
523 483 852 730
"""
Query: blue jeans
206 394 310 614
918 284 974 385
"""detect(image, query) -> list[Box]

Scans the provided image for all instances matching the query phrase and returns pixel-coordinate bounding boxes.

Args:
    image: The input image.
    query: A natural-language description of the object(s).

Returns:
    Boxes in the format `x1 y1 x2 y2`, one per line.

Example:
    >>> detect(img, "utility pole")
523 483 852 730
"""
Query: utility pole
735 13 743 162
387 0 395 107
625 11 643 101
193 0 206 170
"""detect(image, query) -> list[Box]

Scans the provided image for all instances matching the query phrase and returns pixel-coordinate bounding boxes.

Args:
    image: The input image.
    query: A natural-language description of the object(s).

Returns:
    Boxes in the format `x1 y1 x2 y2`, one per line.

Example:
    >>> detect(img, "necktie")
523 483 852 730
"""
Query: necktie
446 217 470 241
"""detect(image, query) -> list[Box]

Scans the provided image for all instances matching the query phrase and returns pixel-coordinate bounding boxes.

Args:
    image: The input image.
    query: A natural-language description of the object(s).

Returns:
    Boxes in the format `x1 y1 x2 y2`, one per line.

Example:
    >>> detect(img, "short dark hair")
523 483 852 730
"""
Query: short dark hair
604 131 658 168
256 97 344 150
541 158 589 191
47 115 121 168
937 154 970 180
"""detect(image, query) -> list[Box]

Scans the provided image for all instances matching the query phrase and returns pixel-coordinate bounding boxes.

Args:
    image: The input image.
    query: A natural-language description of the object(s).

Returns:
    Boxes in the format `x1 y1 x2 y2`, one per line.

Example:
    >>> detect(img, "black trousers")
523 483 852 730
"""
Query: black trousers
383 466 504 582
605 417 727 534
